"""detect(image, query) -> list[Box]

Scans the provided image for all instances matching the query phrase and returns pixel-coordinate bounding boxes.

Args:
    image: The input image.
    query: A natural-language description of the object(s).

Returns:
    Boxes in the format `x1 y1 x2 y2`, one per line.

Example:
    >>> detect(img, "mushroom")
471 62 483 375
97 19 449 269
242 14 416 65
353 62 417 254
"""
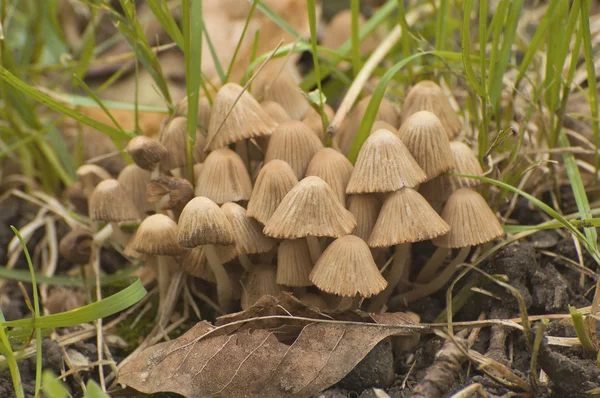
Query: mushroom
117 164 153 216
346 194 381 242
276 238 313 288
262 100 292 123
241 264 283 310
177 197 236 312
346 129 426 194
146 176 194 214
159 116 188 172
400 80 461 138
195 148 252 204
306 148 354 204
302 103 335 143
76 164 111 197
264 176 357 263
247 160 298 225
296 292 329 311
125 135 167 176
59 229 93 265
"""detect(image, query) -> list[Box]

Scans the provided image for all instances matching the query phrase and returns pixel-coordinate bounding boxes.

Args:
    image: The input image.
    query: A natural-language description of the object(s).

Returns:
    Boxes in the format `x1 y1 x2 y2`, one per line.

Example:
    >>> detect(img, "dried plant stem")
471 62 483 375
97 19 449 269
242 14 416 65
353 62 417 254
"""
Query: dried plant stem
368 243 411 313
204 244 233 312
306 236 321 263
416 247 451 283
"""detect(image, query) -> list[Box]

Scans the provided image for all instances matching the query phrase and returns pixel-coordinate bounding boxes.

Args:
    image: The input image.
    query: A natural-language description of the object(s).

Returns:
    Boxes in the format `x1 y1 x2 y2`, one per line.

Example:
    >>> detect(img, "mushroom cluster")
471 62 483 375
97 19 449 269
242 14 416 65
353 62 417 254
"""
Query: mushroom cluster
74 75 503 314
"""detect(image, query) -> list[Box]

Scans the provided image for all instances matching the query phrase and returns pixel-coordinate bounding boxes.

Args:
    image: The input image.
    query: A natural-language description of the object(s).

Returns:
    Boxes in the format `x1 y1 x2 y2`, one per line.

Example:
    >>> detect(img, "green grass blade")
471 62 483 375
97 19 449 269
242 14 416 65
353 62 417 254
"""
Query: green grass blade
37 89 168 113
86 379 110 398
461 0 483 96
73 12 96 84
435 0 449 53
503 218 600 233
202 23 226 84
254 0 302 40
396 0 412 76
0 264 138 287
0 309 24 398
306 0 327 146
347 52 430 163
569 305 596 353
226 0 259 81
147 0 184 49
46 124 76 181
71 74 126 134
41 371 67 398
350 0 361 77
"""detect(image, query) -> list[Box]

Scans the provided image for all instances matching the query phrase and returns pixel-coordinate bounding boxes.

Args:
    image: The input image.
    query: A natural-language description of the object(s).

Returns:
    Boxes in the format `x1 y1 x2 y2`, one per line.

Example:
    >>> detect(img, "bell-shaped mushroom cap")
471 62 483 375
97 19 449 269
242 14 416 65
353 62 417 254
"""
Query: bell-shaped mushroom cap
306 148 354 204
247 160 299 225
146 176 194 212
397 111 456 179
262 100 291 123
221 202 274 255
265 120 324 180
117 164 153 215
130 214 186 256
173 96 211 129
336 95 399 156
433 188 503 248
276 239 313 287
368 188 450 247
126 136 167 171
346 129 427 194
76 164 112 197
309 235 387 297
181 246 215 282
264 176 357 239
323 9 378 55
296 292 329 311
89 179 140 222
253 63 309 120
159 116 188 171
206 83 277 150
241 264 283 310
302 103 335 143
192 130 207 163
59 229 92 264
177 196 235 248
445 141 483 189
195 148 252 204
347 194 381 241
400 80 461 138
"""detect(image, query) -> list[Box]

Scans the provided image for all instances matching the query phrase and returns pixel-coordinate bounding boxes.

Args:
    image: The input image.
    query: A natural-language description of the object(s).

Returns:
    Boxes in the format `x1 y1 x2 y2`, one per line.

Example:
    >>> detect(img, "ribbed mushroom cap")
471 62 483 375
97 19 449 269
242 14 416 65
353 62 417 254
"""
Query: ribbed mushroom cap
247 160 299 225
173 96 211 129
221 202 274 255
397 111 456 179
276 239 313 287
306 148 354 204
195 148 252 204
336 95 399 155
76 164 111 196
262 100 291 123
126 136 167 171
241 264 283 310
347 194 381 241
264 176 357 239
59 229 92 264
181 246 215 282
346 129 427 194
159 116 188 171
192 131 207 163
302 103 335 143
117 164 152 215
89 179 140 222
206 83 277 150
368 188 450 247
253 63 309 120
445 141 484 189
265 120 324 179
309 235 387 297
433 188 503 248
400 80 461 138
146 176 194 212
323 9 378 55
177 196 235 248
130 214 186 256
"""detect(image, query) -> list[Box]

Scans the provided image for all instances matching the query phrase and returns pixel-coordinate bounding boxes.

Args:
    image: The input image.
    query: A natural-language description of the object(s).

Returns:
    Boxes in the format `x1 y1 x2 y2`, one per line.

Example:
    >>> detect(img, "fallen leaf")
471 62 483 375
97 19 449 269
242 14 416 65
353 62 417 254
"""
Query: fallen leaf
118 294 423 398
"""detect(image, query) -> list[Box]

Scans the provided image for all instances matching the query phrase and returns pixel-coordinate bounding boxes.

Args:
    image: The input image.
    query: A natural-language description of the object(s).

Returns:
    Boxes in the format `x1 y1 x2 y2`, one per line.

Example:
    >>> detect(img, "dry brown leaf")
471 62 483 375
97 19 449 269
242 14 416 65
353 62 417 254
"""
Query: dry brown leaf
119 294 423 398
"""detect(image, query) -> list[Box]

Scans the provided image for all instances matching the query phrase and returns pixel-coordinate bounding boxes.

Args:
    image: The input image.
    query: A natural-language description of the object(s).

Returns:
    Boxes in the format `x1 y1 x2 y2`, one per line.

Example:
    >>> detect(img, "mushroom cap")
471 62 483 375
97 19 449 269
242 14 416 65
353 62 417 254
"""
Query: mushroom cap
309 235 387 297
400 80 462 138
253 63 309 120
445 141 484 189
370 120 397 133
146 176 194 212
347 194 381 241
130 214 186 256
59 229 92 264
159 116 188 171
396 111 456 179
126 135 167 171
117 164 153 215
195 148 253 204
265 120 324 179
262 100 291 123
433 188 503 248
206 83 277 150
368 188 450 247
346 129 427 194
221 202 274 256
302 103 335 143
296 292 329 311
306 147 354 204
264 176 357 239
89 179 140 222
247 160 299 225
241 264 283 310
181 246 215 282
276 239 313 287
177 196 235 248
76 164 111 196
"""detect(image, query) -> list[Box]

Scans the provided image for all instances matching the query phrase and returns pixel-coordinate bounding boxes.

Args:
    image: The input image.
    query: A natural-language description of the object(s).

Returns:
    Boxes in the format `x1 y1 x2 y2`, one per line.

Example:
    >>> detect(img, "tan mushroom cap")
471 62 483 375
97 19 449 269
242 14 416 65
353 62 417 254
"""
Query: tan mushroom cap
117 164 152 215
130 214 186 256
181 246 235 282
159 116 188 171
262 100 291 123
247 160 299 225
306 148 354 204
241 264 283 310
252 62 309 120
368 188 450 247
302 103 335 143
347 194 381 241
346 129 427 194
177 196 235 248
89 179 140 222
433 188 503 248
309 235 387 297
296 292 329 311
59 229 92 264
264 176 357 239
146 176 194 212
195 148 252 204
445 141 484 189
264 120 324 180
76 164 111 196
221 202 274 256
276 239 313 287
206 83 277 150
126 135 167 171
400 80 462 138
396 111 456 179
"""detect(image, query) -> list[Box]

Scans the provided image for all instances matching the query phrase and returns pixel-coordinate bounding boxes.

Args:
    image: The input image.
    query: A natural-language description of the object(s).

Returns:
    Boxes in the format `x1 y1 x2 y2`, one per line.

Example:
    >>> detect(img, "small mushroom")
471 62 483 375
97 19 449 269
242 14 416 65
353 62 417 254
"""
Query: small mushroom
195 148 252 204
247 160 298 225
276 239 313 288
241 264 283 310
126 135 167 174
306 148 353 204
253 62 309 120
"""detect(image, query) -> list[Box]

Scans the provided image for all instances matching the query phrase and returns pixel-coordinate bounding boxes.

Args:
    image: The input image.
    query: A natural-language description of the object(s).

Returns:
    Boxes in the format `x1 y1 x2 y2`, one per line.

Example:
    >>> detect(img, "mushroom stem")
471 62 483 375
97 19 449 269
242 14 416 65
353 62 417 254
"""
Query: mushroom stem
415 247 451 283
367 243 411 313
236 140 249 169
238 254 254 271
204 244 233 312
156 255 172 316
93 223 114 245
306 236 322 263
